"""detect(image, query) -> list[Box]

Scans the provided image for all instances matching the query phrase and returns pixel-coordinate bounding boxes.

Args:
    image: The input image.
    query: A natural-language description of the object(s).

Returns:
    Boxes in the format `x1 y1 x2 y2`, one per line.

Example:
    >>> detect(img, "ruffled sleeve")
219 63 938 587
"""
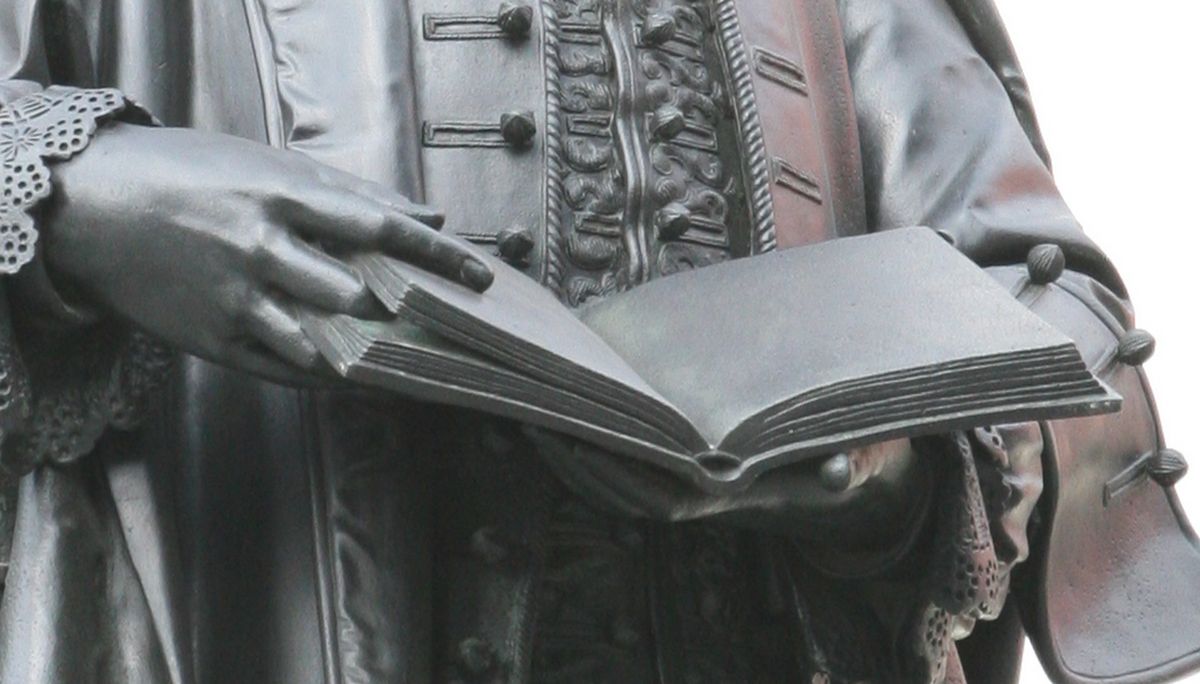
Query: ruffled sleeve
0 82 170 475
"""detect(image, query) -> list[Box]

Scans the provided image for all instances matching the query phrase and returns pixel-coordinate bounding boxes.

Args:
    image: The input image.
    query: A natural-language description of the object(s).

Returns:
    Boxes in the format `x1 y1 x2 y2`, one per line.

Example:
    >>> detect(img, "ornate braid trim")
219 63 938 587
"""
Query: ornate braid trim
0 86 129 274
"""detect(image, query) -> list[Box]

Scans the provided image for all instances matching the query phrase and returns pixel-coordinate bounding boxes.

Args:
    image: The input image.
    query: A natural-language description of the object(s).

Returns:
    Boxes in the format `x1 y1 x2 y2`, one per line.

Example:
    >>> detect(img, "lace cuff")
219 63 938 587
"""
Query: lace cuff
0 86 135 274
0 85 170 475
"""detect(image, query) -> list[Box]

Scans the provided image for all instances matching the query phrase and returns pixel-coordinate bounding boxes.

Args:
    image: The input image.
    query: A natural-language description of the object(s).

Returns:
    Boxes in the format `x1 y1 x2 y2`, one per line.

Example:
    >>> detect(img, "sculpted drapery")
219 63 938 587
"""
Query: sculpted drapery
0 1 1197 683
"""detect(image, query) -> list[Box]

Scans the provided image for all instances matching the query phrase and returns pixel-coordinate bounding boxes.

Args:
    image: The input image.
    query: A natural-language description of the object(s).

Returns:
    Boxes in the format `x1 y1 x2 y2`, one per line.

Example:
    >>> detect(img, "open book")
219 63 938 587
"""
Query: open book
301 227 1119 492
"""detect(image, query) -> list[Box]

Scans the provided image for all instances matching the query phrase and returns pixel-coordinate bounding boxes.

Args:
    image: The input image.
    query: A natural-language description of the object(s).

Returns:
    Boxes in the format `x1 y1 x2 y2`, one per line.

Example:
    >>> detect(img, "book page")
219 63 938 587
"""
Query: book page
354 253 704 448
577 227 1087 447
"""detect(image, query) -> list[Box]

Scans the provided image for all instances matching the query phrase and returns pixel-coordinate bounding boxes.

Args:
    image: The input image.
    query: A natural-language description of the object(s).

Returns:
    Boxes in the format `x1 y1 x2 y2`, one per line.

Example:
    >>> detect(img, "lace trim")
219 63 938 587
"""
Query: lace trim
0 86 129 274
910 430 1019 683
0 326 173 474
0 85 170 475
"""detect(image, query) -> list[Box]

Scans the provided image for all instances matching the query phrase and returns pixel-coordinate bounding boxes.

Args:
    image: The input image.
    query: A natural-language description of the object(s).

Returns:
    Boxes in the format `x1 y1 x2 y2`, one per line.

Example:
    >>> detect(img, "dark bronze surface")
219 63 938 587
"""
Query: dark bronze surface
0 0 1194 682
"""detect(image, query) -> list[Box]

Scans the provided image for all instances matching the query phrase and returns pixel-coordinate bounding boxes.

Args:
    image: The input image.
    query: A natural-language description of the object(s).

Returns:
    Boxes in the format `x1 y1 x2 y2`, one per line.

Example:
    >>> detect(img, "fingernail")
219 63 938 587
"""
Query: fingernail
423 211 446 230
460 258 495 292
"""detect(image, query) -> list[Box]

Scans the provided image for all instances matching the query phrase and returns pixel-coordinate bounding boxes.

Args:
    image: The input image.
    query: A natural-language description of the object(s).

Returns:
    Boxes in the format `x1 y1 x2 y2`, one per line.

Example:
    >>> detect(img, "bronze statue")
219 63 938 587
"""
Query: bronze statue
0 1 1195 682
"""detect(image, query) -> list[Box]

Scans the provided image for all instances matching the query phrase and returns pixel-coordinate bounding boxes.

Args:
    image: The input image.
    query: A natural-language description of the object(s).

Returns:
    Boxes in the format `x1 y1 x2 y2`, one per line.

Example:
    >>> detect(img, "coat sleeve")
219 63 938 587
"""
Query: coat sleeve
839 1 1200 681
0 1 170 477
838 0 1123 293
2 0 103 330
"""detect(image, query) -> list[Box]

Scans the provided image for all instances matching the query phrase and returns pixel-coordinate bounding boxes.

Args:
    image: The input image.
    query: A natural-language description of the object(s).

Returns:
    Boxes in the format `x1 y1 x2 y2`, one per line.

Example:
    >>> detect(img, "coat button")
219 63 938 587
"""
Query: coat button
614 524 644 550
497 2 533 38
819 453 853 493
497 225 535 263
470 526 509 565
650 105 687 141
610 615 641 647
455 637 497 677
500 110 537 146
699 588 723 622
1116 328 1156 366
655 202 691 239
640 12 677 46
1026 243 1066 284
1149 449 1188 487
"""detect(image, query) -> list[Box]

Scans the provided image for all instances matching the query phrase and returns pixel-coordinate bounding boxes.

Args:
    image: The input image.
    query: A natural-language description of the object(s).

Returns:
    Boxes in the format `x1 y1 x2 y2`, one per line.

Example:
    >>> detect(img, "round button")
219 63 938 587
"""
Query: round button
497 2 533 38
1116 328 1156 366
650 105 687 141
1150 449 1188 488
655 202 691 240
497 225 535 263
1026 243 1066 285
455 637 497 677
500 110 537 146
640 12 676 46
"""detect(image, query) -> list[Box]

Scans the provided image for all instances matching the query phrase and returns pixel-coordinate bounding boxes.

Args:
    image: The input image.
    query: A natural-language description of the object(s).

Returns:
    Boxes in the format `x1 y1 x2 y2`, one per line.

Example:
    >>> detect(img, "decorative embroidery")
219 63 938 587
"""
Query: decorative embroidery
543 1 622 305
632 0 749 279
542 0 752 306
0 86 130 274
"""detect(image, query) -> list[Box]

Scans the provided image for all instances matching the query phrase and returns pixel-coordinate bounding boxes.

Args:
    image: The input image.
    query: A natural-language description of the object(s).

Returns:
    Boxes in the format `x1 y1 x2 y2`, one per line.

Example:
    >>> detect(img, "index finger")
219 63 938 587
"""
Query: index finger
380 213 495 292
313 164 446 229
276 186 494 292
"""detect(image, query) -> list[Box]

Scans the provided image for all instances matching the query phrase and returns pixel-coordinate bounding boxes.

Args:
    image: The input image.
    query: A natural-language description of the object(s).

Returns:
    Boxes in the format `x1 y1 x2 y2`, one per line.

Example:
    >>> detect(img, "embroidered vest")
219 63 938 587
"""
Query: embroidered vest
408 0 866 306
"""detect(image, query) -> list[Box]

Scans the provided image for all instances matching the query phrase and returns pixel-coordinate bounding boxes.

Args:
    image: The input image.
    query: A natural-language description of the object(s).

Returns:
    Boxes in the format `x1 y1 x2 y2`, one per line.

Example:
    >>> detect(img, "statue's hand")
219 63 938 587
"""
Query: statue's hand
525 427 932 553
40 123 492 384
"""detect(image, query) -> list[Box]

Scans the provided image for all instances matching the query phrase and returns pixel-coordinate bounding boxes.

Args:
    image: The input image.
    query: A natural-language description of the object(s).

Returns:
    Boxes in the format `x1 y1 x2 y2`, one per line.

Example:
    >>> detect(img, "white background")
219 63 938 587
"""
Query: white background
994 2 1200 682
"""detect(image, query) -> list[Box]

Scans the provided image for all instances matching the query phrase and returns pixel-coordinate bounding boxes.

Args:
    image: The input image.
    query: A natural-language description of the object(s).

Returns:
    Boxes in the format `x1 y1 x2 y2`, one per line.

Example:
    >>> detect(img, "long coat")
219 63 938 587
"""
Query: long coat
1 0 1197 682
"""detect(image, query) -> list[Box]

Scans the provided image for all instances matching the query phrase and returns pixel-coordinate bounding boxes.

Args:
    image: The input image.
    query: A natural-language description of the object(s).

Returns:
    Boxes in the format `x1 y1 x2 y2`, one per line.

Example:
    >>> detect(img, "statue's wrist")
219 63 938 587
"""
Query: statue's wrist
0 87 138 274
1 86 157 327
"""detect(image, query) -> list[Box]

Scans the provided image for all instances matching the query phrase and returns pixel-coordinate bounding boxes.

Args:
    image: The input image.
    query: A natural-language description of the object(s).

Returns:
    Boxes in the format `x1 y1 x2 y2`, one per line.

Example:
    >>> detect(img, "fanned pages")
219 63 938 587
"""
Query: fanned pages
302 227 1120 492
